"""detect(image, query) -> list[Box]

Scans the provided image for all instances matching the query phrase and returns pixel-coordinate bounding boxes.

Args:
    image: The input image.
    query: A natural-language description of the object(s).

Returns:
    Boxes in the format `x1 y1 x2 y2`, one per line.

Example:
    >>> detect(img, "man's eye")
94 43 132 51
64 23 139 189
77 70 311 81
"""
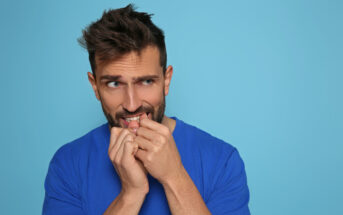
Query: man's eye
142 79 153 85
107 81 119 88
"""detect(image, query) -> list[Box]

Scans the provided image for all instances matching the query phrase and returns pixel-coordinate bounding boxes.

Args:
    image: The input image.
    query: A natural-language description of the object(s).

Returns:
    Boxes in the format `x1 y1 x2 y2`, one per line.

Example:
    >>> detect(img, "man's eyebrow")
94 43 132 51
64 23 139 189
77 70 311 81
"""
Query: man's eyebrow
133 75 160 82
99 75 160 82
99 75 121 81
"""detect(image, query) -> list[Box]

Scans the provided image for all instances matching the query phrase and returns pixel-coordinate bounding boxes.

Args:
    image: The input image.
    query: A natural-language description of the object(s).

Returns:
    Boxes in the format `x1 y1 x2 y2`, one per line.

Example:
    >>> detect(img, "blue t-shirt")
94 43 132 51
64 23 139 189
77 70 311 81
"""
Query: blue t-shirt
43 117 250 214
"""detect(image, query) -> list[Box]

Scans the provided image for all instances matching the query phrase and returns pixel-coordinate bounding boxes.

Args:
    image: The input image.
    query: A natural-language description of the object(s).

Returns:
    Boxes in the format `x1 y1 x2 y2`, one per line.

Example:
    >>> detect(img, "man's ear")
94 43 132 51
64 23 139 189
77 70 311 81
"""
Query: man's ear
164 65 173 96
88 72 100 101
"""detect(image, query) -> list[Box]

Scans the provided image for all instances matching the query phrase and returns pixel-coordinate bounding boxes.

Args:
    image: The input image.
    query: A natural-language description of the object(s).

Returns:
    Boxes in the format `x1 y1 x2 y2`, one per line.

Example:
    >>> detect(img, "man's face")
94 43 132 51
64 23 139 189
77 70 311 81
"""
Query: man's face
88 46 173 128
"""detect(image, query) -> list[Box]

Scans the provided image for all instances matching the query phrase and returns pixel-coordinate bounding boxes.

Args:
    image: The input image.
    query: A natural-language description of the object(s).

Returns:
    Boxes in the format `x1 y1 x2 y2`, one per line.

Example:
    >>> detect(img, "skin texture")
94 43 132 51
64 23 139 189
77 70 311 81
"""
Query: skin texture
88 46 211 215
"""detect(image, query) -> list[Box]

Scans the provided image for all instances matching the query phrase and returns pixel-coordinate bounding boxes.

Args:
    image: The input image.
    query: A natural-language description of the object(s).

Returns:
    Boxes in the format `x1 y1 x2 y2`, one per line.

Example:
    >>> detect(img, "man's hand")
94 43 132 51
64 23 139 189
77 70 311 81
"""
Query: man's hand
135 118 184 185
108 127 149 195
134 118 211 215
104 127 149 215
106 120 210 215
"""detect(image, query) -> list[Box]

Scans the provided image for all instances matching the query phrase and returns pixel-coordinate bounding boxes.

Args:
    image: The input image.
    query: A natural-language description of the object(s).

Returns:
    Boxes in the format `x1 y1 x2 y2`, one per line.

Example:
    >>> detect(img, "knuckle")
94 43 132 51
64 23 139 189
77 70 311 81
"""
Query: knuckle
161 126 170 135
158 135 166 144
152 145 159 153
146 154 153 163
127 134 134 141
111 127 120 136
124 140 133 148
110 127 116 133
113 157 120 165
108 149 116 160
108 150 113 158
121 129 129 136
133 145 138 154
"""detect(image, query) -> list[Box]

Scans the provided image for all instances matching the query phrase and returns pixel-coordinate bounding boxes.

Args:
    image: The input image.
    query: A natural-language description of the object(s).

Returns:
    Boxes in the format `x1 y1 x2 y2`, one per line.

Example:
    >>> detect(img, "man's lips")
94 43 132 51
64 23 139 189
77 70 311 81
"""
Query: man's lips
119 112 151 128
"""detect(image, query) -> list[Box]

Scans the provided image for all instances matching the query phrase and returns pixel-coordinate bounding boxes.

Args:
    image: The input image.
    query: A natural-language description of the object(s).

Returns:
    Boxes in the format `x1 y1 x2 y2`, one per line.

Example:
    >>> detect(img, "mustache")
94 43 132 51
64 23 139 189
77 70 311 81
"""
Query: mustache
115 106 154 119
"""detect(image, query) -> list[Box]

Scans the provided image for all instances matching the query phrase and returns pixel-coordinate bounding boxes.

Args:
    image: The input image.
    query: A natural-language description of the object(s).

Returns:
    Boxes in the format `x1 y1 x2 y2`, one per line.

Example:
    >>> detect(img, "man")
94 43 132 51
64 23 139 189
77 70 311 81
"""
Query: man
43 4 250 215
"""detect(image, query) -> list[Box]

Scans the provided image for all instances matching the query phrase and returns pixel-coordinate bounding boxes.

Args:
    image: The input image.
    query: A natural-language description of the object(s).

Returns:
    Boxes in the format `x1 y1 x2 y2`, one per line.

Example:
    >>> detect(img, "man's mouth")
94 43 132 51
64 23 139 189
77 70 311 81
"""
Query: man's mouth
120 112 151 128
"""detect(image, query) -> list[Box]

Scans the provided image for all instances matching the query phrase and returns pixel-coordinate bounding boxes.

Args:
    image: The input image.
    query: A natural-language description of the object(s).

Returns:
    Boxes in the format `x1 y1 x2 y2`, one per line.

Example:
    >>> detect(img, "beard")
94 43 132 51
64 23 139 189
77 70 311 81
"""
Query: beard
99 94 166 128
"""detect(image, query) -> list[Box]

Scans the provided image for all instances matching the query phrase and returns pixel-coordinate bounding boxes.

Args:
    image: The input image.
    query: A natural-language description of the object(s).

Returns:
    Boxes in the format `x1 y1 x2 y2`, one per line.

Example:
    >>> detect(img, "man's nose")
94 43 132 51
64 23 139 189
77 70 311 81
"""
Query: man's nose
122 86 142 112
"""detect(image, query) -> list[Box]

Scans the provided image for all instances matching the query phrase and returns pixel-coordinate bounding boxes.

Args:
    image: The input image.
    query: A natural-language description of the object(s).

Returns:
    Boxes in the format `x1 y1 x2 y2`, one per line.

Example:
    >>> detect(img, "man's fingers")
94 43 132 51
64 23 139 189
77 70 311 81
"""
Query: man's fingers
135 149 149 164
109 129 133 160
121 133 138 156
123 140 139 158
140 112 148 120
135 135 153 151
114 131 135 159
136 159 147 174
109 127 121 152
115 129 132 148
136 127 159 142
140 118 170 135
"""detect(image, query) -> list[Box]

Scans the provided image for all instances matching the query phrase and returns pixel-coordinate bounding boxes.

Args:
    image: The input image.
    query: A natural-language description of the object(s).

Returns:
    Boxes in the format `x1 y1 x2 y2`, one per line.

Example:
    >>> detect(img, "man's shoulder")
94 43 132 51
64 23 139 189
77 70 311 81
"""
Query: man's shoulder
174 117 248 199
173 117 236 156
51 123 109 163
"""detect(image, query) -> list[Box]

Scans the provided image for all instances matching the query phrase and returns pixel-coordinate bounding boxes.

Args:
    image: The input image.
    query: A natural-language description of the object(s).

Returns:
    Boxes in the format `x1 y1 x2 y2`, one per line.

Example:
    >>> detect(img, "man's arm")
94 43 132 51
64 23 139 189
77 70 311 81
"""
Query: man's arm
161 166 211 215
103 190 147 215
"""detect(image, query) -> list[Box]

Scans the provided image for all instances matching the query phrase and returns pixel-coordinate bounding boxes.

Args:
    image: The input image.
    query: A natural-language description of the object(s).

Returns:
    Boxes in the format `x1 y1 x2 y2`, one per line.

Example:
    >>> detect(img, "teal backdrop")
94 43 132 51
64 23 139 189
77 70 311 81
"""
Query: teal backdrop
1 0 342 214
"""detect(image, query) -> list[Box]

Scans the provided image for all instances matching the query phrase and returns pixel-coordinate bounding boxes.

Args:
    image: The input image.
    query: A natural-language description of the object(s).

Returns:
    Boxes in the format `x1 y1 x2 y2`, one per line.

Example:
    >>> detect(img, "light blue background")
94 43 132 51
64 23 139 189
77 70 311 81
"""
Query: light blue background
1 0 342 214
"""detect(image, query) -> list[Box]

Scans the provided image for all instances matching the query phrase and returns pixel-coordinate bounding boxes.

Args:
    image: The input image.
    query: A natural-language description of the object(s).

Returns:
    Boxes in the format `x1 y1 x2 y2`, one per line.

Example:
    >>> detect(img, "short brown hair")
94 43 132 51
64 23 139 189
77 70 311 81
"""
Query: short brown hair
78 4 167 77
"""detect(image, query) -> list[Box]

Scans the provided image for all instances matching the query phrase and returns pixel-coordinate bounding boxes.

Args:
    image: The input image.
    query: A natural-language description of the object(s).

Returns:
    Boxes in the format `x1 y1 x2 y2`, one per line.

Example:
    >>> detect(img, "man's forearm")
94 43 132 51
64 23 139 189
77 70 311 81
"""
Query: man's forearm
162 167 211 215
103 190 147 215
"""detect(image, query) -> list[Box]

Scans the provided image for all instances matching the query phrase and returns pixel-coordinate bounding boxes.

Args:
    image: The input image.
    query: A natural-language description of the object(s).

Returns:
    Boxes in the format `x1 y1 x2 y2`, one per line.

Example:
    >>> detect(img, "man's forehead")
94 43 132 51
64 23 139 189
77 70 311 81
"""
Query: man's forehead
95 46 162 77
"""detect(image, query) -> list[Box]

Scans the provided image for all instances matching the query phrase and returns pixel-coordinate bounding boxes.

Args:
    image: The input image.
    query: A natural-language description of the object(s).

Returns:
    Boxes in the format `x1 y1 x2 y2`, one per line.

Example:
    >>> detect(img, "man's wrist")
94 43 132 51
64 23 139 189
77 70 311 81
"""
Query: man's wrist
161 166 189 189
103 188 148 215
120 187 148 204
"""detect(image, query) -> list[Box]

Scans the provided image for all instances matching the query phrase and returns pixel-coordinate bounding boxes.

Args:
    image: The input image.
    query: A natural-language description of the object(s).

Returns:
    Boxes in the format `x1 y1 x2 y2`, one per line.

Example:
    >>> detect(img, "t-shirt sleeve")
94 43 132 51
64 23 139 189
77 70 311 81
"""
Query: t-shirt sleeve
42 146 84 215
206 148 250 215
